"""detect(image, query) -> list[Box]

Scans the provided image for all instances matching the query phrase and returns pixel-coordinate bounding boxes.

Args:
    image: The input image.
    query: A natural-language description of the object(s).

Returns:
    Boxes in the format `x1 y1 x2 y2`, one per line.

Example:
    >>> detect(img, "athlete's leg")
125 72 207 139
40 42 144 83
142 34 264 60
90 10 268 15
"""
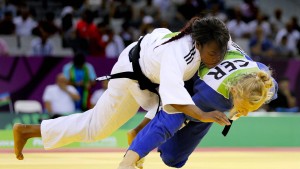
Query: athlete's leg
41 78 141 150
118 150 140 169
158 121 212 168
40 69 158 150
126 109 157 168
127 117 151 145
14 42 159 159
13 78 140 160
13 124 41 160
127 106 157 147
118 110 186 168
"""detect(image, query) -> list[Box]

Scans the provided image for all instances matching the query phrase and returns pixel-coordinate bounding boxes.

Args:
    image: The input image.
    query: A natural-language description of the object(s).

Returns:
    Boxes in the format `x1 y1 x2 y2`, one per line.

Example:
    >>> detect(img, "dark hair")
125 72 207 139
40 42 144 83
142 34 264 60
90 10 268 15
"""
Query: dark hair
73 52 86 68
161 17 229 56
83 9 94 24
4 11 12 17
45 11 55 21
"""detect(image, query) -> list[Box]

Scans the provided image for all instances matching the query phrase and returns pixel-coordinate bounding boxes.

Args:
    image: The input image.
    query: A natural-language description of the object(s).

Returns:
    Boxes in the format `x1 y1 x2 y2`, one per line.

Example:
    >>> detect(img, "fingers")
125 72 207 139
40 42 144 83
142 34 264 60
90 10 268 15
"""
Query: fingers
214 117 226 126
220 114 231 125
200 111 231 126
214 113 231 126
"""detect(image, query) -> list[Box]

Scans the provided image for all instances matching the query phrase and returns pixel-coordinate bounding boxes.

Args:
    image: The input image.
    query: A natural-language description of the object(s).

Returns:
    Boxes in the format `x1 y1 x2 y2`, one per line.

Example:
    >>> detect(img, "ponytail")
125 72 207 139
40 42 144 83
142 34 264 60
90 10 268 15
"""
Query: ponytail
257 71 273 89
159 17 229 54
160 17 200 46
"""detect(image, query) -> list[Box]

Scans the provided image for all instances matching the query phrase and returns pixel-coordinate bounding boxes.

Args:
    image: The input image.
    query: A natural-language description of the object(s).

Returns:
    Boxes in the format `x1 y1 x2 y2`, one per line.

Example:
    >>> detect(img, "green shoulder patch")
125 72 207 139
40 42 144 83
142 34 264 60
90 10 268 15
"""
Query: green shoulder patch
162 32 180 39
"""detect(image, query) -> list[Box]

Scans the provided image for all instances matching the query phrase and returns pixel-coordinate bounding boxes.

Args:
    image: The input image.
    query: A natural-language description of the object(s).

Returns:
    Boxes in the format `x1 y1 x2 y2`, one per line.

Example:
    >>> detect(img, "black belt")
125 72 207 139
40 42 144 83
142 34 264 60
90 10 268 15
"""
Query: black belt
128 37 159 94
97 38 232 136
96 37 161 112
222 120 233 136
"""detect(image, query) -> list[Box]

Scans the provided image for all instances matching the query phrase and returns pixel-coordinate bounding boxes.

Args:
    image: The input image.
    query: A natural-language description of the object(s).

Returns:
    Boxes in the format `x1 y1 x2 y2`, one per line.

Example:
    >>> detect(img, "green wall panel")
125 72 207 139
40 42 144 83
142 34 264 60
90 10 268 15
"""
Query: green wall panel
0 113 299 149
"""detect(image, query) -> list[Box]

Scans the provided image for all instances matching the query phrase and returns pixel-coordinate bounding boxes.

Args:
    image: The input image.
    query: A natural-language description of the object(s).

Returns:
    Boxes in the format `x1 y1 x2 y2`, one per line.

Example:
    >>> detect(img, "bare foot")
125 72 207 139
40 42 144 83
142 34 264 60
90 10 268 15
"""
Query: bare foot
13 123 29 160
127 130 145 169
118 150 139 169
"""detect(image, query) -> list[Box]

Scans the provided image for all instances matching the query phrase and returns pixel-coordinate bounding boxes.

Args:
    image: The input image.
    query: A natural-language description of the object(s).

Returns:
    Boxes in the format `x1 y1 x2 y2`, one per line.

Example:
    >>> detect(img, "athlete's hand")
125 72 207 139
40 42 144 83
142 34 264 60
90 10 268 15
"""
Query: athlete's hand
199 110 231 126
171 104 231 126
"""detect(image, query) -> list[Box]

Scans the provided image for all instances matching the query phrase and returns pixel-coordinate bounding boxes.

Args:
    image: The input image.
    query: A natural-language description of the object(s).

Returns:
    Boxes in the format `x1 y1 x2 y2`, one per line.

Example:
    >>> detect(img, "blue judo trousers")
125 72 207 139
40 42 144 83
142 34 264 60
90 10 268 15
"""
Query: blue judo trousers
128 58 278 168
129 110 212 168
127 71 234 168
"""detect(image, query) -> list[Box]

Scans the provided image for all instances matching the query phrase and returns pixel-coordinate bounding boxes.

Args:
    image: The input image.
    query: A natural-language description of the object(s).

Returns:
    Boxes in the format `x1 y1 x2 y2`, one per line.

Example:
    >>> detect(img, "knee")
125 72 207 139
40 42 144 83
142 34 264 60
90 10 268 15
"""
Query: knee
160 152 187 168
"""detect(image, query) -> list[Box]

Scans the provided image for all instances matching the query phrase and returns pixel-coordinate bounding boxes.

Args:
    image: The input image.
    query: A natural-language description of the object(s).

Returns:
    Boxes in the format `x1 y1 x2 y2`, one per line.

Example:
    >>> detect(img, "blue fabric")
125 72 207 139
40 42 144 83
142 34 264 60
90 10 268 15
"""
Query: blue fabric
128 110 212 168
129 57 278 167
249 38 273 52
158 121 212 168
129 110 186 158
275 107 299 113
62 62 97 110
185 78 233 122
62 62 96 81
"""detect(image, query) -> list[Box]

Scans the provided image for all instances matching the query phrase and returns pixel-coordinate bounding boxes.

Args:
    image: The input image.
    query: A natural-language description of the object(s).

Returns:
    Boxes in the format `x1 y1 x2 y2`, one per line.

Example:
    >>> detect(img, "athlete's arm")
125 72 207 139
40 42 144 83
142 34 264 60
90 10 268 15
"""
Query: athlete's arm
171 104 230 126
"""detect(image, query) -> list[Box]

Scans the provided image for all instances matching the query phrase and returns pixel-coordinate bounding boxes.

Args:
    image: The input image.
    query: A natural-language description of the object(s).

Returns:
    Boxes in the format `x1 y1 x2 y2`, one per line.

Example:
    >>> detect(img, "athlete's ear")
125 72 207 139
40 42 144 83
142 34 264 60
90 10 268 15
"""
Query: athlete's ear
195 42 201 50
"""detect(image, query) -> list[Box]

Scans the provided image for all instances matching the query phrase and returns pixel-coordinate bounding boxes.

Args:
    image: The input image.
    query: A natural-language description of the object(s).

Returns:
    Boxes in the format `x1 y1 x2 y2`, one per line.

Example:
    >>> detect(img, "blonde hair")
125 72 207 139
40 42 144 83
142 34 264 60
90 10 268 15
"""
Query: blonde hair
227 70 274 114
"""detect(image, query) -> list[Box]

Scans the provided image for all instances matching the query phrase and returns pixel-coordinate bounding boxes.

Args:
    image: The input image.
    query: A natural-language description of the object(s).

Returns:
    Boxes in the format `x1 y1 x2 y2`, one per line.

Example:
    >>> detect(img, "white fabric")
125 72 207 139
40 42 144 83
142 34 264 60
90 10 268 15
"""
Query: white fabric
90 89 106 106
61 6 74 17
42 85 78 114
145 106 161 119
227 20 249 38
13 17 37 36
201 59 258 91
275 28 300 55
30 38 54 56
41 28 201 149
104 34 125 58
139 28 200 113
248 20 271 36
270 17 285 33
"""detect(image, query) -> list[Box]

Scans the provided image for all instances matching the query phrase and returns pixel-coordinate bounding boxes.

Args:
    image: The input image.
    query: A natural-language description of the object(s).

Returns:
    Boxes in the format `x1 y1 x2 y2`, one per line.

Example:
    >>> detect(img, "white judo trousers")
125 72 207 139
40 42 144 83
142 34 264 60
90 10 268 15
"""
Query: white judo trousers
41 28 200 150
41 42 159 150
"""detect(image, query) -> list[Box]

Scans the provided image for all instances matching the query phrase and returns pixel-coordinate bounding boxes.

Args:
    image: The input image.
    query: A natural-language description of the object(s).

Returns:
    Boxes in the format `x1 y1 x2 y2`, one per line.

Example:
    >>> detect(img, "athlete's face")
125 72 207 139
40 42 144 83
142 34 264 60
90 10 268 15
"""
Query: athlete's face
196 41 224 68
